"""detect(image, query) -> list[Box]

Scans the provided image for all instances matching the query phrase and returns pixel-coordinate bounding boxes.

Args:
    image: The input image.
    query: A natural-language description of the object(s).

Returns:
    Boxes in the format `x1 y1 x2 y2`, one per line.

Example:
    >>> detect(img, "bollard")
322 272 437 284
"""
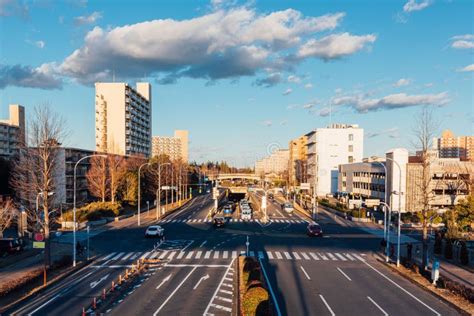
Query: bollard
119 275 122 285
82 307 86 316
102 288 106 300
125 269 129 278
111 281 115 291
92 297 97 309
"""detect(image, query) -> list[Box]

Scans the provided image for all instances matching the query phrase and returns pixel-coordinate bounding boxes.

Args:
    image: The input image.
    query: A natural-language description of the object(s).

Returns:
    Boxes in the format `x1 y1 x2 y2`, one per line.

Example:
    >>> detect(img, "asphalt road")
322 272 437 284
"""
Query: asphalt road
6 191 460 315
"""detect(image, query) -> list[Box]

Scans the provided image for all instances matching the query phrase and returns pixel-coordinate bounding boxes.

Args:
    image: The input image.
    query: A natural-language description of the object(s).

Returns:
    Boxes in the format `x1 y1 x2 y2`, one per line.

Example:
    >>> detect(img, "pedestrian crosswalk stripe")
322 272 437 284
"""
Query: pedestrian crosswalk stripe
176 251 185 259
186 251 194 259
204 251 212 259
301 252 310 260
168 251 176 260
240 251 246 256
112 252 125 260
219 289 233 295
258 251 264 259
284 252 292 259
223 251 228 259
275 251 282 259
327 253 337 261
140 251 151 260
345 253 355 261
131 252 140 260
159 251 169 259
335 253 347 261
171 220 177 223
267 251 274 259
101 252 116 261
121 252 133 260
352 253 365 261
196 251 202 259
293 252 301 260
249 251 255 257
318 253 329 260
232 251 237 258
213 251 220 259
309 252 319 260
150 251 160 259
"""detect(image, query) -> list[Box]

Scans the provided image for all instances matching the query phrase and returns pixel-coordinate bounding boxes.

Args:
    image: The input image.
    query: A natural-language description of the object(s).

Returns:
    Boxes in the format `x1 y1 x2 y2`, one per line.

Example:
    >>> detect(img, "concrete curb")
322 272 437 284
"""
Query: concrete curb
371 252 471 316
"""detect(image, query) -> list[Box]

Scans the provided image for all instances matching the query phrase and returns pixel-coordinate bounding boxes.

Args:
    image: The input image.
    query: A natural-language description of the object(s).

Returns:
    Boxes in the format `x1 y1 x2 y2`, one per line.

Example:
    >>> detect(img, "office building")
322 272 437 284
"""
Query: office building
152 130 189 162
0 104 25 158
306 124 363 196
338 161 386 201
288 135 308 187
433 130 474 161
95 82 152 157
255 149 289 176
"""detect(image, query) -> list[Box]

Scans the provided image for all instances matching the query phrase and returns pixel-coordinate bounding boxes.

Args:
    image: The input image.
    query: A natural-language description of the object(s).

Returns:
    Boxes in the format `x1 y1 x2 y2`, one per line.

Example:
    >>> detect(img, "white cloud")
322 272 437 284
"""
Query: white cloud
0 63 62 89
318 107 332 117
58 9 353 84
331 92 449 113
367 127 399 138
304 83 313 89
458 64 474 72
282 88 293 96
254 72 282 87
280 120 288 126
450 35 474 50
296 32 376 60
0 0 29 18
403 0 431 13
424 83 433 87
287 75 301 83
35 40 45 49
287 104 298 110
393 78 412 87
262 120 272 127
74 11 102 26
302 103 313 109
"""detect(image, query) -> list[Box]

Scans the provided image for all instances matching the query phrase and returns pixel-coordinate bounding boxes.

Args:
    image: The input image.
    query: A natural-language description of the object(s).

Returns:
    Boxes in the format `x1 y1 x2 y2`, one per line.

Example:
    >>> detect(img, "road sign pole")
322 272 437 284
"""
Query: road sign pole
87 226 90 261
246 236 250 257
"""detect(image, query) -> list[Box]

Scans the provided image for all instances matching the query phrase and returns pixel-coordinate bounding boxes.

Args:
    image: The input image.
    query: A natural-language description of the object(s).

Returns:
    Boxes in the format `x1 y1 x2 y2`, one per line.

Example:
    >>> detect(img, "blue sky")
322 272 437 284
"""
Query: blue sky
0 0 473 167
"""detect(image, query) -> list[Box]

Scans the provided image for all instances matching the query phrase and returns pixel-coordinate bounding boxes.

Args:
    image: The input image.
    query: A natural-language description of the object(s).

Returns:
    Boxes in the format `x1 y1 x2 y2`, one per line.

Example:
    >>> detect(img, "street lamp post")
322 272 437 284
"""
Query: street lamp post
366 160 388 241
138 162 151 226
379 201 392 262
155 163 171 220
73 154 106 267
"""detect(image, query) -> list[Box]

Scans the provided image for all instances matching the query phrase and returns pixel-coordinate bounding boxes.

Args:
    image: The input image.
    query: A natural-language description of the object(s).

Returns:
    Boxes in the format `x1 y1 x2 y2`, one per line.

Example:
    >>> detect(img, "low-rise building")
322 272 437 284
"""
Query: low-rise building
0 104 25 159
338 161 386 201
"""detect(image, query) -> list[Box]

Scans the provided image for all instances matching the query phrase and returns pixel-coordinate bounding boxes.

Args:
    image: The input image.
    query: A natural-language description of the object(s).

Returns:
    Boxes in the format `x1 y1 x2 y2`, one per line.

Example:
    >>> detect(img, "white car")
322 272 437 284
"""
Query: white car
145 225 164 238
241 210 252 220
283 202 294 214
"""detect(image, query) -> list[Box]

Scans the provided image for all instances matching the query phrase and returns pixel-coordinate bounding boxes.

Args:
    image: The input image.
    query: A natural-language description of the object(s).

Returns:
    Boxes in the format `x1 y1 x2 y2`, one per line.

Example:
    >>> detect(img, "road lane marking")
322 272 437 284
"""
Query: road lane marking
216 296 232 303
176 251 185 259
335 253 347 261
149 252 160 259
193 274 210 290
319 295 335 316
210 303 232 312
203 258 236 316
140 251 151 260
204 251 212 259
219 289 233 295
344 253 355 261
361 259 441 315
318 253 329 260
130 252 140 260
168 251 177 260
159 251 169 259
154 268 197 315
214 251 220 259
259 258 282 316
301 252 310 260
367 296 389 316
249 251 255 257
196 251 202 259
292 252 301 260
258 251 264 259
164 264 229 267
223 251 229 259
186 251 194 259
275 251 283 259
267 251 274 259
199 240 207 247
284 252 292 260
156 274 172 290
309 252 319 260
327 253 337 261
100 252 116 261
112 252 124 260
300 266 311 280
337 267 352 281
232 251 237 258
121 252 134 260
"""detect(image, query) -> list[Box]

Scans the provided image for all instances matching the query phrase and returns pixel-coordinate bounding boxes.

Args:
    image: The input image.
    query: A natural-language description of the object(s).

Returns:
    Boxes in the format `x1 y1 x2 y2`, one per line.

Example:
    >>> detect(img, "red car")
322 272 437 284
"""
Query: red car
307 224 323 237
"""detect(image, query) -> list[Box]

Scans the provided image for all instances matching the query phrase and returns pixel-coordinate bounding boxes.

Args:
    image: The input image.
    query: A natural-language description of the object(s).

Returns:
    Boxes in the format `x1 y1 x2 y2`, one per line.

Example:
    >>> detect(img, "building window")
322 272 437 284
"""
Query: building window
348 145 353 152
348 134 354 141
348 156 354 163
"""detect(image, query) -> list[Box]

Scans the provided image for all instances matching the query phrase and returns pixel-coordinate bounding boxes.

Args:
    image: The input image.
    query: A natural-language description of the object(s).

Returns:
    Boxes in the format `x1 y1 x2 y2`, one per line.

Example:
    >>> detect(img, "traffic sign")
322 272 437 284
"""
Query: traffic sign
33 241 45 249
300 183 310 190
34 233 44 242
161 186 171 190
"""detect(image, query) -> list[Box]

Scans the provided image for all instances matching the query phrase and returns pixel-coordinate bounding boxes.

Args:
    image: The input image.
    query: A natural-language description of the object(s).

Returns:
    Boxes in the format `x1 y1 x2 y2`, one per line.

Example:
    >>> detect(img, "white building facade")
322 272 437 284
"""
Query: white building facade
95 82 152 157
0 104 25 159
306 124 364 196
152 130 189 162
255 149 289 175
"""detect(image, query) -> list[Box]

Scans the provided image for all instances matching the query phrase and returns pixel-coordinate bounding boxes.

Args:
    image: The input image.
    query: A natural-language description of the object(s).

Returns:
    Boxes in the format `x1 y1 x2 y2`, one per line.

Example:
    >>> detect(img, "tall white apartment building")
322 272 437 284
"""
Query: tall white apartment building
255 149 289 175
95 82 152 157
305 124 363 196
152 130 189 162
0 104 25 158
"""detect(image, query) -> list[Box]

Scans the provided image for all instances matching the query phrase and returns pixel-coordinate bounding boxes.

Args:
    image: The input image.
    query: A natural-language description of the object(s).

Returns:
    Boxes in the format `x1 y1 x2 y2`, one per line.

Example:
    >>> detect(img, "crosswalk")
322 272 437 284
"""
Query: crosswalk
156 218 310 224
96 250 365 263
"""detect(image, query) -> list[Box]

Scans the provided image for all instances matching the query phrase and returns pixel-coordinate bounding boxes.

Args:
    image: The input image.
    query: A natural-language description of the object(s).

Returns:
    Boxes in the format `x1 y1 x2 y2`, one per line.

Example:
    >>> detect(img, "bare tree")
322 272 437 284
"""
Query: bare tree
10 105 67 266
86 156 109 202
0 200 17 238
107 155 126 204
412 106 438 271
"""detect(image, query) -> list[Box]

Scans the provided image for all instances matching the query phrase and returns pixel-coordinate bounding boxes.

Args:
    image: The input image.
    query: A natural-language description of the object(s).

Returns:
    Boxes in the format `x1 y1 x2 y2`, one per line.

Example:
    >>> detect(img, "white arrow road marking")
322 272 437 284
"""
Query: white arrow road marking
156 274 172 290
193 274 210 290
90 273 110 289
154 267 197 315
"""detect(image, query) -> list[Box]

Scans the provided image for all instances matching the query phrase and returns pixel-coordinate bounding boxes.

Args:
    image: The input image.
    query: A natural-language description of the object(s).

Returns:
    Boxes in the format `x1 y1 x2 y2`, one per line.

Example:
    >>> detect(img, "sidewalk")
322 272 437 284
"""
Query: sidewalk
293 200 474 291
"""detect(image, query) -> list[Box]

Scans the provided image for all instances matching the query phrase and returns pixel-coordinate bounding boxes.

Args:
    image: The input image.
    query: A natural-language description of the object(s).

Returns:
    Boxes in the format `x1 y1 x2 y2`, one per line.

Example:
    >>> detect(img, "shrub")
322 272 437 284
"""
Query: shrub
243 257 259 272
247 267 262 284
242 286 269 316
247 280 264 291
350 209 367 218
61 202 122 222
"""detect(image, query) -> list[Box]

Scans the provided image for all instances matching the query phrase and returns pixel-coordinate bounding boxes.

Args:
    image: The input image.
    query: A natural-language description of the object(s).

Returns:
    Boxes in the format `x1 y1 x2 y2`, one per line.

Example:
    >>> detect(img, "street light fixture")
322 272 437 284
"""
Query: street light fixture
138 162 151 226
73 154 107 267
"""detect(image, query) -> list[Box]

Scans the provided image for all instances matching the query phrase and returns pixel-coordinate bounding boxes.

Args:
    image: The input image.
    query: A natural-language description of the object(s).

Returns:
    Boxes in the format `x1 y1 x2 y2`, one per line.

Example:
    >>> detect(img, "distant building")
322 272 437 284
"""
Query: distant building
385 148 408 213
338 161 386 201
433 130 474 161
152 130 189 162
255 149 289 176
288 135 308 187
0 104 25 159
306 124 363 196
95 82 152 157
